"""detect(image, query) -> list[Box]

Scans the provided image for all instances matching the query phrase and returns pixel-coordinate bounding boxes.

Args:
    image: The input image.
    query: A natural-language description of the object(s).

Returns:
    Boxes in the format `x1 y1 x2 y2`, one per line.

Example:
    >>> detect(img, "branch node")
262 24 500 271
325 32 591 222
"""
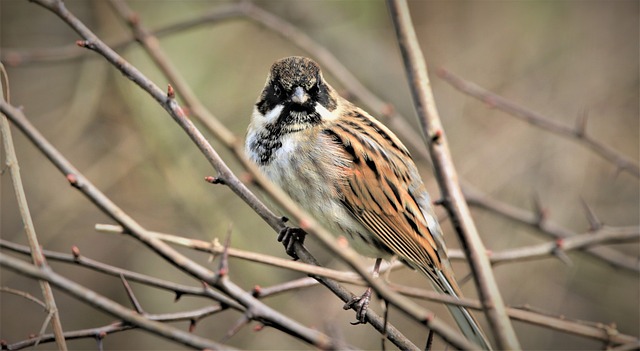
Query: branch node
167 84 175 100
205 175 226 185
252 285 262 298
128 12 140 26
381 103 395 118
75 40 95 49
430 129 443 144
552 240 573 266
66 173 79 188
71 246 81 261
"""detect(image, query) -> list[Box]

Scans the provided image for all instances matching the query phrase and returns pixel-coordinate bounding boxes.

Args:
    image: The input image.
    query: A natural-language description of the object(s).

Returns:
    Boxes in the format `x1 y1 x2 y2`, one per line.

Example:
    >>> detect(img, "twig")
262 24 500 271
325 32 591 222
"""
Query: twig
394 285 638 346
487 226 639 266
0 239 240 307
96 223 368 285
387 0 520 349
0 63 68 351
437 69 640 178
463 185 640 272
4 238 636 347
0 3 246 66
0 254 233 350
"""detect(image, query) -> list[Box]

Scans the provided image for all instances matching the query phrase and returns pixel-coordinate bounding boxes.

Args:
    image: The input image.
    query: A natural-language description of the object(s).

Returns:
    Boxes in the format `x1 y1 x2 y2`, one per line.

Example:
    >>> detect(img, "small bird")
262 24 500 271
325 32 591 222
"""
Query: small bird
245 56 491 349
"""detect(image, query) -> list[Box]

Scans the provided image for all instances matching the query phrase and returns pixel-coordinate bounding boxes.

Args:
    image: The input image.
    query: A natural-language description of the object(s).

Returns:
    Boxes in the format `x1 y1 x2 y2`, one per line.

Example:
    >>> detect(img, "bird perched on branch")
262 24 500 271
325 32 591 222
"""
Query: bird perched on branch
245 56 492 350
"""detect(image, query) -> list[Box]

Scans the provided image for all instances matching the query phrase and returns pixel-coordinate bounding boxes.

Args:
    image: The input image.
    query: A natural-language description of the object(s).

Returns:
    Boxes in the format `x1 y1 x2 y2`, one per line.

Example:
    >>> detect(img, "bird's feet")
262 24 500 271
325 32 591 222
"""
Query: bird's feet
343 287 372 325
277 226 306 260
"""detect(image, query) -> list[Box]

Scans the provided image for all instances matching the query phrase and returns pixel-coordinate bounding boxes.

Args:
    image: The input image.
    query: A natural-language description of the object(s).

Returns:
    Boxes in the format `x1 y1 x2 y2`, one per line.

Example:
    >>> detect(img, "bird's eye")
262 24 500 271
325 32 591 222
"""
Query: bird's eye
309 82 320 95
273 84 281 97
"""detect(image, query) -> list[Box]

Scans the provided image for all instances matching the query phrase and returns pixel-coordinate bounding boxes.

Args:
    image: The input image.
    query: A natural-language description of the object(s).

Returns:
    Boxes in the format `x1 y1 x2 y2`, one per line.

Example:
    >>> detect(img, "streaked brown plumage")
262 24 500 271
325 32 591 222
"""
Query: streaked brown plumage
245 56 491 349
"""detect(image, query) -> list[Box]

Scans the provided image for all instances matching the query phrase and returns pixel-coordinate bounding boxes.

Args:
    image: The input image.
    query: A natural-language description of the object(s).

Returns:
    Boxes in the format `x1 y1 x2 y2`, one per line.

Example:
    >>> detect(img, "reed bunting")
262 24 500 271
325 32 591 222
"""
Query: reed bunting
245 56 491 349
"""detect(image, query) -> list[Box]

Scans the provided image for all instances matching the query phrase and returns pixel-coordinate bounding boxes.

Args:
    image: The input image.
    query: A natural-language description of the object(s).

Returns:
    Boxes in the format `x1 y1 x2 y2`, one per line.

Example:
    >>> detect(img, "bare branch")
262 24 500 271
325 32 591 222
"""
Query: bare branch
438 69 640 177
0 254 233 350
386 0 519 349
0 63 67 351
463 185 640 272
77 0 478 348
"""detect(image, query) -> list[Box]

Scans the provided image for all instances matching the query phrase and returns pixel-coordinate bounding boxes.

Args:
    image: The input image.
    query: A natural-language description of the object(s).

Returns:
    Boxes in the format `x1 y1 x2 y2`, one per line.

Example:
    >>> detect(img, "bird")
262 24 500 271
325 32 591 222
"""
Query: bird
245 56 492 349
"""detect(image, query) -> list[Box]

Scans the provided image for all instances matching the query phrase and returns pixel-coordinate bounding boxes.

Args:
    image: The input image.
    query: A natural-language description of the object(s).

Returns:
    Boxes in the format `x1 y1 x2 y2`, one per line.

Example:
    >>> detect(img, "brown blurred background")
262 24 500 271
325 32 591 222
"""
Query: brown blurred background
1 1 638 350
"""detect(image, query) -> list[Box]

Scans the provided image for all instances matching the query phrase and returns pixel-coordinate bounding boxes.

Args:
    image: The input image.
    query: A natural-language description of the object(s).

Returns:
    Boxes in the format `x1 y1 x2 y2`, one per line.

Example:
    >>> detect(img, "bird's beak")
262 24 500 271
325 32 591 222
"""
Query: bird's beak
291 86 308 104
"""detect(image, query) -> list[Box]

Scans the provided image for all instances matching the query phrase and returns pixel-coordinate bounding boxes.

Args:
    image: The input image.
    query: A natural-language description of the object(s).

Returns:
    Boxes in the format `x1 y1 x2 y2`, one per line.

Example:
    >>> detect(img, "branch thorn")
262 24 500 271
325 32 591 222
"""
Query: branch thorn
575 109 588 138
580 197 602 231
216 224 233 278
174 291 183 302
532 193 548 227
120 274 144 314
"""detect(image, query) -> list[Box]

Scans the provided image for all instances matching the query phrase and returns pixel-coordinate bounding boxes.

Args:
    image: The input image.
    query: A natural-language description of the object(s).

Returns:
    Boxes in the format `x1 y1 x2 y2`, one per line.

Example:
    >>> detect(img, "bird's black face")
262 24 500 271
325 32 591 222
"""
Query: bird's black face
256 56 337 127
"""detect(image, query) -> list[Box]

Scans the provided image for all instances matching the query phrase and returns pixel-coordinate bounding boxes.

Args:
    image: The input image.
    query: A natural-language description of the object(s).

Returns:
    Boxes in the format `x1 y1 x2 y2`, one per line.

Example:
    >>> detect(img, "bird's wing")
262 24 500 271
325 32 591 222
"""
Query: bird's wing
321 109 457 294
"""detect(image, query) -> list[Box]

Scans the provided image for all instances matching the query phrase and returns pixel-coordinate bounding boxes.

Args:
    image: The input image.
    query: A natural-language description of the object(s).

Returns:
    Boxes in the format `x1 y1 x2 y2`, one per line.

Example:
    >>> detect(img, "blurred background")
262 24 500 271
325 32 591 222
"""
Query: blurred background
1 1 638 350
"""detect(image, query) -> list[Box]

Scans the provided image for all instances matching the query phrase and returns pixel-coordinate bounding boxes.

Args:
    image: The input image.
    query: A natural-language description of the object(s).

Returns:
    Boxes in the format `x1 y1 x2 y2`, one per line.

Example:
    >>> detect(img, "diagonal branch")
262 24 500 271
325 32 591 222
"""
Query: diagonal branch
0 64 68 351
463 185 640 272
386 0 520 349
0 254 233 350
438 69 639 178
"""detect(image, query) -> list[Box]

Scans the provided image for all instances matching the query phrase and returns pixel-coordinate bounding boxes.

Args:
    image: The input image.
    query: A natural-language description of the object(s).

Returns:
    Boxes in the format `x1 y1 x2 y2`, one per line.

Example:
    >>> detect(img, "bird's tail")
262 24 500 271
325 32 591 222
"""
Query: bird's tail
433 269 493 350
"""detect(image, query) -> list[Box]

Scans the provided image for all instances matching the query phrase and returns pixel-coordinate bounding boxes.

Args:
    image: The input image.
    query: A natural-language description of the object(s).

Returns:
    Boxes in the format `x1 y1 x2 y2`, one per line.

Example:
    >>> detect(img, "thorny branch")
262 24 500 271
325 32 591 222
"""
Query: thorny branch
97 0 472 349
4 230 637 348
438 69 640 178
0 64 68 350
1 0 637 349
387 0 520 349
2 0 635 273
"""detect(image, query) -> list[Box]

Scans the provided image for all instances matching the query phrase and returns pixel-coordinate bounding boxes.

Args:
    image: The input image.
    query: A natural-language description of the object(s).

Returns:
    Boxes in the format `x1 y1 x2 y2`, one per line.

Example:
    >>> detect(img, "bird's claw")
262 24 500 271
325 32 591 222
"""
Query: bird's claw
277 227 306 260
344 287 372 325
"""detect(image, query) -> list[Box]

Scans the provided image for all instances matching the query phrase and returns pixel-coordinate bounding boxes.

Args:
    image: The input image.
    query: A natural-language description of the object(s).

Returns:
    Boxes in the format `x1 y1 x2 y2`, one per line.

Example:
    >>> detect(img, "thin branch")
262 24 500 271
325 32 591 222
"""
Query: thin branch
387 1 520 349
0 286 48 309
395 285 638 346
0 63 67 351
437 69 640 178
463 185 640 272
0 239 241 307
446 225 639 267
96 223 368 285
487 226 639 266
0 3 246 66
4 238 636 347
0 254 233 350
